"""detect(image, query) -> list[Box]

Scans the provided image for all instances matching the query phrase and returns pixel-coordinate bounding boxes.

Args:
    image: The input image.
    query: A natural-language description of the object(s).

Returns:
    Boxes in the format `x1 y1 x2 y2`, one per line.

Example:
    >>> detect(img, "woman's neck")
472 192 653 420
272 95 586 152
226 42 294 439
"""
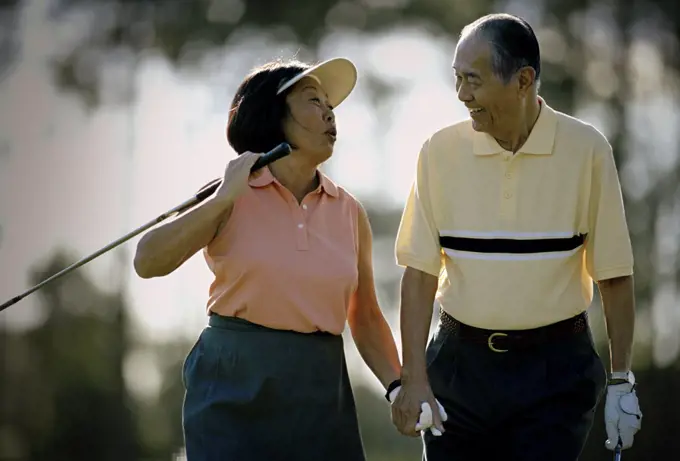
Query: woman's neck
269 154 319 202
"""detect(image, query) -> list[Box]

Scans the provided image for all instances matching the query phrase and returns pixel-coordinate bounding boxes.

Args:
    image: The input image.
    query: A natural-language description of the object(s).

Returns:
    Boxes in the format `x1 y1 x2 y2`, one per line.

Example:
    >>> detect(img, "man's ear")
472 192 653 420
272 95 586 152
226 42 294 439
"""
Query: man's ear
517 67 536 95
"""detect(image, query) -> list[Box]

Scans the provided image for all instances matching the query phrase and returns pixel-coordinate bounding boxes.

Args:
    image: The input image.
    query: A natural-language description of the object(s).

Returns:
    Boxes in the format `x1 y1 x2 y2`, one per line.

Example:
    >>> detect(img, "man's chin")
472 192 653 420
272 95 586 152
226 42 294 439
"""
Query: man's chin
471 120 487 132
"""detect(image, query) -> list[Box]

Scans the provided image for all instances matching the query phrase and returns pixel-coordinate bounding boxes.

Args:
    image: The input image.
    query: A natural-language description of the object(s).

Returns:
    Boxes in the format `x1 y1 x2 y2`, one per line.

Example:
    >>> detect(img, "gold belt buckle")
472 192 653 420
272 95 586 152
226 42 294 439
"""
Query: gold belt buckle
488 332 509 353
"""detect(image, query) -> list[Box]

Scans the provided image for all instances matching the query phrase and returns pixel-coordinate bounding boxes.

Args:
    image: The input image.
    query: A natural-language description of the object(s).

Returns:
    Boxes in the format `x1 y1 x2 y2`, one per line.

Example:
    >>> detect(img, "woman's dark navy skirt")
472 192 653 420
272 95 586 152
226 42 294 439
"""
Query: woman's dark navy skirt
182 313 367 461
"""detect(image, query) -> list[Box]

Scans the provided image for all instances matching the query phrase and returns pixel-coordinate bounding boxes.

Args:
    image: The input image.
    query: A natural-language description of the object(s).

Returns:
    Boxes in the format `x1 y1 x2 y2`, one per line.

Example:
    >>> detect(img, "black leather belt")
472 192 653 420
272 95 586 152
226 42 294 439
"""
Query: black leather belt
439 309 588 352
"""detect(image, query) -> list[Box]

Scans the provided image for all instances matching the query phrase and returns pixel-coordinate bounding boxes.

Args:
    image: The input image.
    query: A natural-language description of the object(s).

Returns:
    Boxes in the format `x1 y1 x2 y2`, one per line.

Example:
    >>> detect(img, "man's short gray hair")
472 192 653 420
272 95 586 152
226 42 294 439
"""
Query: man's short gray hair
461 13 541 87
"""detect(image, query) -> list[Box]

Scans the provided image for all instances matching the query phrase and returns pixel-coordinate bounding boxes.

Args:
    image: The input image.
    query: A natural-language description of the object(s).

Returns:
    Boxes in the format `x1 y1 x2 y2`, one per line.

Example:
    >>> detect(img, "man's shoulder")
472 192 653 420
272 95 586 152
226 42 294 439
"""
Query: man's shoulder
423 118 475 156
551 106 611 150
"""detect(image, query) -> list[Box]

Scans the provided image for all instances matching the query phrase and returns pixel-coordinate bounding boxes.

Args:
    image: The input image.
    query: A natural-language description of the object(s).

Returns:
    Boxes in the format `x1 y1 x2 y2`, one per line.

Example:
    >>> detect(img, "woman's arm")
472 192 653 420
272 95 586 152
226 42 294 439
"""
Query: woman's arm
133 196 233 278
347 202 402 390
133 152 260 278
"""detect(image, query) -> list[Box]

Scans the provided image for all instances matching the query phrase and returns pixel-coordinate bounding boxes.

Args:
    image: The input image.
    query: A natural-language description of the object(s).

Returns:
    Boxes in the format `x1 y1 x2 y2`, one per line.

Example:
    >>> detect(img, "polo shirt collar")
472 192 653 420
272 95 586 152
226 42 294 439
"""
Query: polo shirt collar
473 96 557 156
249 167 339 197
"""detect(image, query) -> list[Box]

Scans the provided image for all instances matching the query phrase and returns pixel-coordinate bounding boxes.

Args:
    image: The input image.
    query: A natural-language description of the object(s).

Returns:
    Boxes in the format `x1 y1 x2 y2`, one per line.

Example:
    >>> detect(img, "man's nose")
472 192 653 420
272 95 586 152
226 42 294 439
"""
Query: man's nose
457 83 473 103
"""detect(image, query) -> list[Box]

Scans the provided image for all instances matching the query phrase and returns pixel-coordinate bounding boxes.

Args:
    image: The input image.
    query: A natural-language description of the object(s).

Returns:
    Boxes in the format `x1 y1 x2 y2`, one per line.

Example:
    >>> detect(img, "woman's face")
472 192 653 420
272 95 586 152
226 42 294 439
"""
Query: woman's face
282 76 337 163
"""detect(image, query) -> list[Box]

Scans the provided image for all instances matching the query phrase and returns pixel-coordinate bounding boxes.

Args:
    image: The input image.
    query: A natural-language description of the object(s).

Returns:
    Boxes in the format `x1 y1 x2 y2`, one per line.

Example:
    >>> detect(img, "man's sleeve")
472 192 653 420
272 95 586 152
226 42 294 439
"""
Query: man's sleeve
395 139 442 277
585 133 634 281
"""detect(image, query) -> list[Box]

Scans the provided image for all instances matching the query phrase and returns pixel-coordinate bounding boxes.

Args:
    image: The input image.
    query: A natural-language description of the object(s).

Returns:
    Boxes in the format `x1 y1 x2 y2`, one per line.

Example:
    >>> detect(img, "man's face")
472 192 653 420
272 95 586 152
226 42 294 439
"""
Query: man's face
452 33 521 139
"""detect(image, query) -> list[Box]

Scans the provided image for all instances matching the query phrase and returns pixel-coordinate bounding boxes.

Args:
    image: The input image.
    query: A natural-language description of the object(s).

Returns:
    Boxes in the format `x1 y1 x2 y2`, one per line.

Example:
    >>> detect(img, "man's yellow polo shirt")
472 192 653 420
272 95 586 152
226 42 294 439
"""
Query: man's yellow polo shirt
395 98 634 330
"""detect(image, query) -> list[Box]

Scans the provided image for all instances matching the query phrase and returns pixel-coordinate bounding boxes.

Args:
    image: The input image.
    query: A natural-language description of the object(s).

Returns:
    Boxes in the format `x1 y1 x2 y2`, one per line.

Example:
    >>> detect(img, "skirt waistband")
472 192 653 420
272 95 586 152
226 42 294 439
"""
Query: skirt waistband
208 312 336 338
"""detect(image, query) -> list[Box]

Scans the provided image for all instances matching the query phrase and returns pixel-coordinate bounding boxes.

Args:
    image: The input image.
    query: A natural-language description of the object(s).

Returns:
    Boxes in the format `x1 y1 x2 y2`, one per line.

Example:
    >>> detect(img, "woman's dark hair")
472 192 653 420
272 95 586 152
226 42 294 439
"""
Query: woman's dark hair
226 59 310 154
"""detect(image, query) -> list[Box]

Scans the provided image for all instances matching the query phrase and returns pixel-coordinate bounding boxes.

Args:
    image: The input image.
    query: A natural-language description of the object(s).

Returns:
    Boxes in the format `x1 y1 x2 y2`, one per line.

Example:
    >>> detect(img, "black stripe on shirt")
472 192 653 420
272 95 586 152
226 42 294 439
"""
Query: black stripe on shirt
439 234 587 254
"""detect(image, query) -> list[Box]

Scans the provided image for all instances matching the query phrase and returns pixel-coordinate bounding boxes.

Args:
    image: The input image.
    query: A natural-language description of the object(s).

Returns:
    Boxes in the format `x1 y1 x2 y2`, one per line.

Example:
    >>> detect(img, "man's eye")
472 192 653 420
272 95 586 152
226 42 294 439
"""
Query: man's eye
311 97 321 103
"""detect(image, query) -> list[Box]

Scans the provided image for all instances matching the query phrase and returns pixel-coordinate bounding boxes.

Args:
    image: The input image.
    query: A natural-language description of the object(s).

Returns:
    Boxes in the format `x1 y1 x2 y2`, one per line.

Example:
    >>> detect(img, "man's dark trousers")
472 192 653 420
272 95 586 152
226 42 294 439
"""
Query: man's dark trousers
423 311 607 461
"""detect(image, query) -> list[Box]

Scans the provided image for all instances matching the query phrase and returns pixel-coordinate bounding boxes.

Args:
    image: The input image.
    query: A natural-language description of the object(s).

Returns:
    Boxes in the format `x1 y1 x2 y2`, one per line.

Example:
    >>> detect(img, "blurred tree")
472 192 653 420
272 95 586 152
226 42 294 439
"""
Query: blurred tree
133 340 192 461
0 250 139 461
0 0 21 81
47 0 491 107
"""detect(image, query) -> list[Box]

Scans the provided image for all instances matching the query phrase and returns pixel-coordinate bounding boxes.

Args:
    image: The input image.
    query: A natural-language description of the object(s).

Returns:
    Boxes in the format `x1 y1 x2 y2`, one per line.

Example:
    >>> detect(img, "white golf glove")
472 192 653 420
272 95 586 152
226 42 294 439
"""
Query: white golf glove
604 383 642 450
389 386 448 436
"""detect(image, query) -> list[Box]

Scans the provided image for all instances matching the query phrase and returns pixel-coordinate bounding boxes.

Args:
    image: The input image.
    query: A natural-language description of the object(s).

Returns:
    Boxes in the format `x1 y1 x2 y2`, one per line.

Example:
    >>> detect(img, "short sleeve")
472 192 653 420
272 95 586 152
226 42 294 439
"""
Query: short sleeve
585 134 634 281
395 139 442 277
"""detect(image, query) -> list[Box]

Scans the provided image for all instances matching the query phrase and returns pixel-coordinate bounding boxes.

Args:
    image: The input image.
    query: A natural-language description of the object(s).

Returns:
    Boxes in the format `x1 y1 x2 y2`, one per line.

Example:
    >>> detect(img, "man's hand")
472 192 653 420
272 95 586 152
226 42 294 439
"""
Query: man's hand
604 383 642 450
390 379 446 437
388 385 448 436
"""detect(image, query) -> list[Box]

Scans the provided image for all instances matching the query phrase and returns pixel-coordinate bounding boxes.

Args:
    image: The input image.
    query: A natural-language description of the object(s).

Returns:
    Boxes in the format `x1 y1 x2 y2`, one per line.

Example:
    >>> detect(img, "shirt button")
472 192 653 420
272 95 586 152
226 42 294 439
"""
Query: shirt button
302 204 308 210
504 191 512 199
298 223 304 229
505 172 512 179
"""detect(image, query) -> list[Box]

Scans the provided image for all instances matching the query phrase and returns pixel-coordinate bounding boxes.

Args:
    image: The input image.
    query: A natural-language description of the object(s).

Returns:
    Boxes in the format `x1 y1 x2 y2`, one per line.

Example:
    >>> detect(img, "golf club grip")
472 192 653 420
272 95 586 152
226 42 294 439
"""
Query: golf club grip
194 142 292 202
250 142 292 172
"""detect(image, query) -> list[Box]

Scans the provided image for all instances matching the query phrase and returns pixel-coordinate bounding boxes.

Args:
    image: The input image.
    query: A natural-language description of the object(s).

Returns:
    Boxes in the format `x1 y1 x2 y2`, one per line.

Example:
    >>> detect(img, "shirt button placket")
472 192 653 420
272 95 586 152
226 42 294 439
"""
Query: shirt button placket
500 154 518 224
296 201 309 250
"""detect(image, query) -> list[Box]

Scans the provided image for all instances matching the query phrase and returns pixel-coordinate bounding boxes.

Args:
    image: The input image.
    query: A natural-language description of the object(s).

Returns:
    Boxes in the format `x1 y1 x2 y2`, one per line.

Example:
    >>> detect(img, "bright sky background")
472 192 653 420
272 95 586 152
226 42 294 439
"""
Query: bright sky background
1 0 679 397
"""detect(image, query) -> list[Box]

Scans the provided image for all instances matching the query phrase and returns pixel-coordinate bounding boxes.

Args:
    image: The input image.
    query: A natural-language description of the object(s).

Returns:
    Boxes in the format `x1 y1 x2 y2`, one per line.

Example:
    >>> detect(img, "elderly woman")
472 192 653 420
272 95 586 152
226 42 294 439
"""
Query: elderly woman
133 57 402 460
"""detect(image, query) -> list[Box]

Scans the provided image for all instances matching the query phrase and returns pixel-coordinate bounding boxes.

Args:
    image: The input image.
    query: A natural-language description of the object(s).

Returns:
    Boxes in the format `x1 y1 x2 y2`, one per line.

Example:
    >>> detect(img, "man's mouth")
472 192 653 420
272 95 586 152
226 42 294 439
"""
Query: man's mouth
326 128 337 141
469 108 484 114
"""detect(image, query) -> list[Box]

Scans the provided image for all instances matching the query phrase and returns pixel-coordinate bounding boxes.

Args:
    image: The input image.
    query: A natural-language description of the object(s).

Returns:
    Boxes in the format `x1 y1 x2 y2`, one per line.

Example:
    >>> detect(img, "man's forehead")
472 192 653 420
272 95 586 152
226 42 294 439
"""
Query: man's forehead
452 33 491 70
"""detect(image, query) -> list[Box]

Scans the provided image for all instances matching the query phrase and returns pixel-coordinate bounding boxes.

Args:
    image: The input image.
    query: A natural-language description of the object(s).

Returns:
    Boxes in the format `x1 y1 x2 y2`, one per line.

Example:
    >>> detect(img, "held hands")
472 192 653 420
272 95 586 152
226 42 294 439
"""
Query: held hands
604 383 642 451
389 380 447 437
215 152 263 205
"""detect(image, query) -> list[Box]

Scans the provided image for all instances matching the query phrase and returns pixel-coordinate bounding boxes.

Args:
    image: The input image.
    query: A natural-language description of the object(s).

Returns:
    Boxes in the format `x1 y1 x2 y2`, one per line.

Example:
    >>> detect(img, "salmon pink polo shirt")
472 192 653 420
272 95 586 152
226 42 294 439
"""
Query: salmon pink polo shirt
203 167 361 335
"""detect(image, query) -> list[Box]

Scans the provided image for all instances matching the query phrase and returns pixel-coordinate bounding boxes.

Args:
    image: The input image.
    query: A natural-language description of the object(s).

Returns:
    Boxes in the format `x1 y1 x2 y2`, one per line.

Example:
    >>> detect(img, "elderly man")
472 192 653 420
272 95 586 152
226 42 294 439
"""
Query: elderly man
389 12 642 461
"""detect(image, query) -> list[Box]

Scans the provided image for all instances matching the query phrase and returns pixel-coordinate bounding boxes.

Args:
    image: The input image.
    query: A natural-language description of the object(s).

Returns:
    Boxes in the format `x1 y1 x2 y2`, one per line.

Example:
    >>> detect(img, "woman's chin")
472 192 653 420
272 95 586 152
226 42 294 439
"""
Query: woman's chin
314 144 334 164
293 142 334 166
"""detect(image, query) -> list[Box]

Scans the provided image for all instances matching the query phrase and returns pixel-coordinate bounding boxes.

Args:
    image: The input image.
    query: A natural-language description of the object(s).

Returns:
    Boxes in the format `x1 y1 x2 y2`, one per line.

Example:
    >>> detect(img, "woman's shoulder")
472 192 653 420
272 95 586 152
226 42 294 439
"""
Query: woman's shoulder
318 172 362 210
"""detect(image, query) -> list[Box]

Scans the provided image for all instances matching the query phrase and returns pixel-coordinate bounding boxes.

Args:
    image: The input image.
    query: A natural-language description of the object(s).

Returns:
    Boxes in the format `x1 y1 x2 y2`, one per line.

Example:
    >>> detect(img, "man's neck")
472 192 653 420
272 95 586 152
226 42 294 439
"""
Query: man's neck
495 96 542 153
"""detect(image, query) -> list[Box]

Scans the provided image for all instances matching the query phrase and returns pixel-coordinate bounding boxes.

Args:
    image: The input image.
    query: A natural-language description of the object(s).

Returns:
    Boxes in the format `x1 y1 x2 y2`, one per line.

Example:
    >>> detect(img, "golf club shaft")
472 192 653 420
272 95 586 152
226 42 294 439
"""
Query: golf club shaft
0 143 291 313
0 198 195 312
